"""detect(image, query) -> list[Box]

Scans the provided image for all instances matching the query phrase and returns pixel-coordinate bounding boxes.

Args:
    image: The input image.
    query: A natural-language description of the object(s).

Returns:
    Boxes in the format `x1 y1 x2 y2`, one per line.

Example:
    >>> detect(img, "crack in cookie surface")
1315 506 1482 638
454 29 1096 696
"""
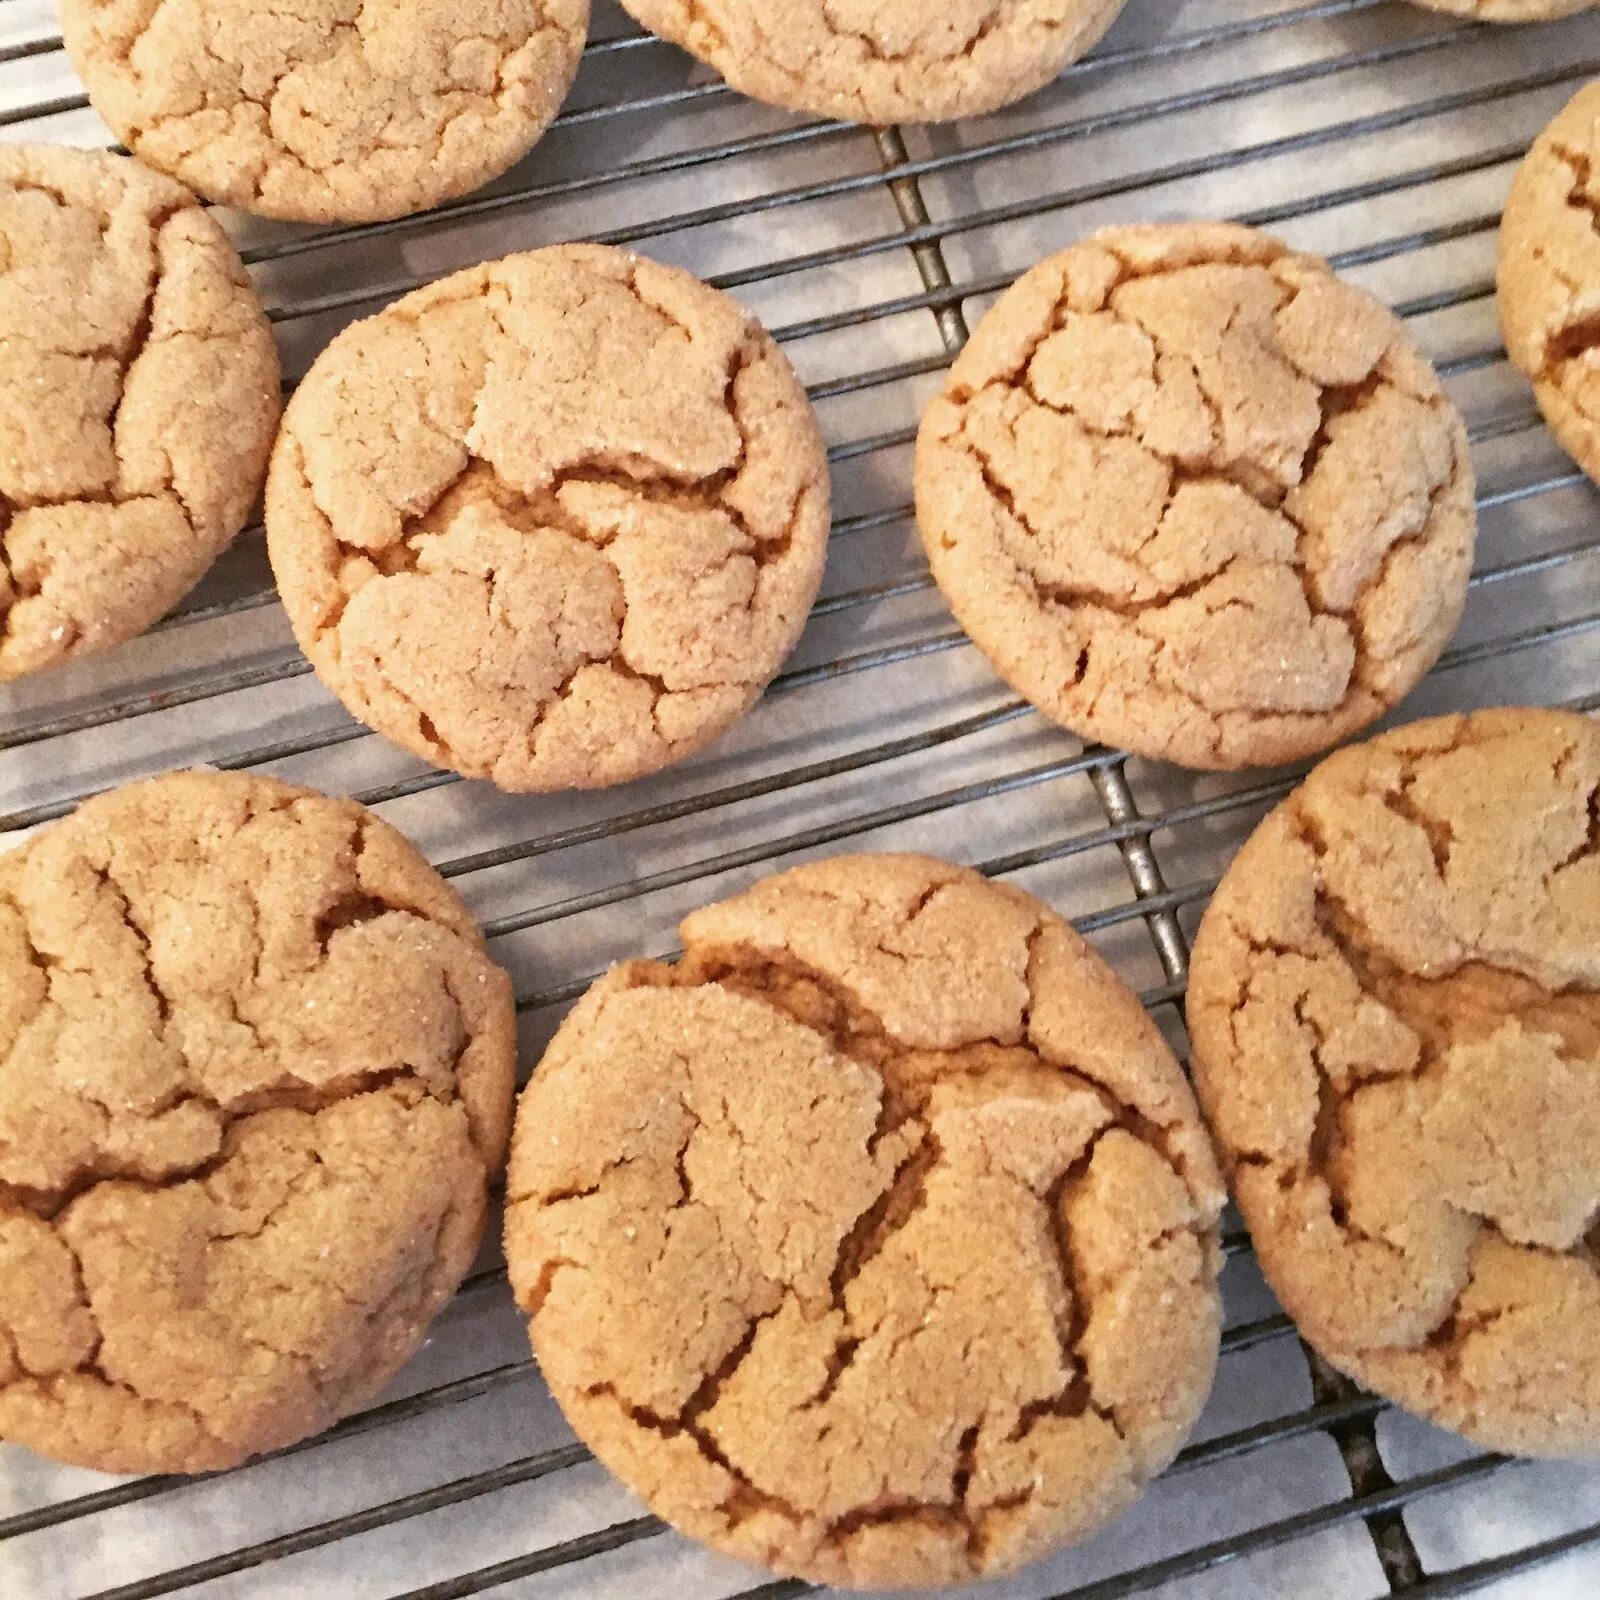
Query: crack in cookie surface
266 245 830 793
620 0 1123 123
0 770 516 1474
59 0 589 224
1500 82 1600 486
0 146 280 680
915 222 1476 771
505 854 1224 1588
1188 708 1600 1457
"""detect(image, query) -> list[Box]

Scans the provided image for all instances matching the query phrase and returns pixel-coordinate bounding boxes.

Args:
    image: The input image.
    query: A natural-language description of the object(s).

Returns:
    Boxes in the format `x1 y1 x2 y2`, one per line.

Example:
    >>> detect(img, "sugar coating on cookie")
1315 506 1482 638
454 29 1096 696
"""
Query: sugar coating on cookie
0 770 516 1475
619 0 1125 123
0 145 280 681
1500 81 1600 486
267 245 830 793
1188 709 1600 1457
505 855 1224 1589
59 0 589 224
915 223 1476 771
1408 0 1592 18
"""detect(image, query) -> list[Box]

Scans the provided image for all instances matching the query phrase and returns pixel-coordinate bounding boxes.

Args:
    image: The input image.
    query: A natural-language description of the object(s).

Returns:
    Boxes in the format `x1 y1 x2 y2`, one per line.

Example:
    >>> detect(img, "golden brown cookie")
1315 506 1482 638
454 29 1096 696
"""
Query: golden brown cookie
0 769 517 1476
266 245 830 793
915 223 1477 771
1409 1 1593 18
1188 708 1600 1458
0 145 279 681
1500 80 1600 487
505 854 1225 1589
59 0 589 224
618 0 1126 123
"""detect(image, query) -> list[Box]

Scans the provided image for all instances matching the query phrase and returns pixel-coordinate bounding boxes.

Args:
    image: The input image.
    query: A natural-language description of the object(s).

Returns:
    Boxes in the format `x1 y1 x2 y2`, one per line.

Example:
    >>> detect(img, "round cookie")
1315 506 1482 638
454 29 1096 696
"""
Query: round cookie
915 223 1477 771
266 245 830 793
1188 708 1600 1457
617 0 1126 123
0 145 279 681
1500 81 1600 486
0 769 517 1475
505 854 1225 1589
59 0 589 224
1409 1 1592 18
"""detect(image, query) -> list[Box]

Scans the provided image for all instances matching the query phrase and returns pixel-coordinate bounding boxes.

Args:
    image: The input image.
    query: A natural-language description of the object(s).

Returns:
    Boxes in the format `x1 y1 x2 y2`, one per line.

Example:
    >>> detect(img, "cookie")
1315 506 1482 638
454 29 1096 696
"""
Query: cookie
0 145 280 682
59 0 589 224
505 854 1224 1589
915 222 1476 771
0 769 517 1475
618 0 1126 123
1409 1 1593 17
1188 708 1600 1458
1500 81 1600 487
266 245 831 793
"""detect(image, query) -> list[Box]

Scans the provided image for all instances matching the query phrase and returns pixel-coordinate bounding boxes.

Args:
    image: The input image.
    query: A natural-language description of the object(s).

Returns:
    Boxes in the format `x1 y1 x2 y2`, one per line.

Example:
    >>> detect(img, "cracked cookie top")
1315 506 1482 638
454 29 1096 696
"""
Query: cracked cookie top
915 223 1477 771
266 245 831 793
0 145 280 681
1500 80 1600 487
1409 0 1593 17
617 0 1125 123
59 0 588 224
505 854 1225 1589
1188 708 1600 1457
0 769 517 1475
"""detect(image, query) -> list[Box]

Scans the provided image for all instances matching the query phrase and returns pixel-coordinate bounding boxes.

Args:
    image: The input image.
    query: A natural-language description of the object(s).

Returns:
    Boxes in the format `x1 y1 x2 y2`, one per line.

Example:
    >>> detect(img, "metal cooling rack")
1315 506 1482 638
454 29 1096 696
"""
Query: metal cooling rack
3 1 1600 1596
